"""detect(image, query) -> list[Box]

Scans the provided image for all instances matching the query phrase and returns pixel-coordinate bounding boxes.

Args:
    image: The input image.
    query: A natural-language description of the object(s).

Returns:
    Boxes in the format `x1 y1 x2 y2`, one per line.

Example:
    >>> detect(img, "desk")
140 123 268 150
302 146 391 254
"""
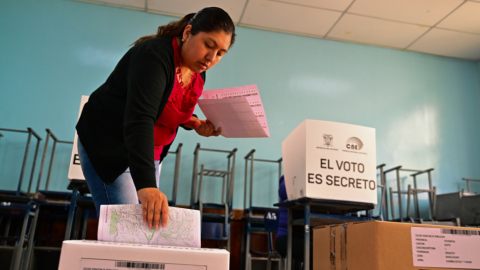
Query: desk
275 198 374 270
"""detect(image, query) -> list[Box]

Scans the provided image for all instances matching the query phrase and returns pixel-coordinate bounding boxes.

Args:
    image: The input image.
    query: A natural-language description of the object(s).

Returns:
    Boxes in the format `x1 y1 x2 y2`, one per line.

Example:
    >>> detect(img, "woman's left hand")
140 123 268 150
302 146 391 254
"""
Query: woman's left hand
185 117 221 137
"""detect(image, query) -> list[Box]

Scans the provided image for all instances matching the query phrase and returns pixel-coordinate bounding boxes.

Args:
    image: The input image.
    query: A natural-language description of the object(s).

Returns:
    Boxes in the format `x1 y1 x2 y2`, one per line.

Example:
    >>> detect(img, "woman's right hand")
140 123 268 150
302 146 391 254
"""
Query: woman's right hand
137 188 169 229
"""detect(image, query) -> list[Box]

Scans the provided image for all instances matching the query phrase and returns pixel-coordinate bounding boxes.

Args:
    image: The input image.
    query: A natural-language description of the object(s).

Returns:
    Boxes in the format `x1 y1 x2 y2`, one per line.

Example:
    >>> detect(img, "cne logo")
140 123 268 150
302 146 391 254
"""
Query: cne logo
346 137 363 150
323 134 333 147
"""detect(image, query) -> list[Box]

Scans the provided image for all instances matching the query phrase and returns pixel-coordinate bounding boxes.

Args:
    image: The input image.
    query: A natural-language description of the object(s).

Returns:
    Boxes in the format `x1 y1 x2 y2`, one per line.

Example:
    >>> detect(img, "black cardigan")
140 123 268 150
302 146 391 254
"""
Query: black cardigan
76 36 205 190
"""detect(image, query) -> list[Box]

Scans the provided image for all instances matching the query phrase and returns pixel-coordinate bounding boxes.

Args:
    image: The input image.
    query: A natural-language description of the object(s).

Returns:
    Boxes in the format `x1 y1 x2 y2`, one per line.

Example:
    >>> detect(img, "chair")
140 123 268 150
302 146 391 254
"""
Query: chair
19 129 75 270
358 164 388 221
246 211 284 270
190 143 237 250
0 127 44 270
461 178 480 194
384 166 436 222
0 128 43 197
405 183 436 222
242 149 282 270
163 143 183 207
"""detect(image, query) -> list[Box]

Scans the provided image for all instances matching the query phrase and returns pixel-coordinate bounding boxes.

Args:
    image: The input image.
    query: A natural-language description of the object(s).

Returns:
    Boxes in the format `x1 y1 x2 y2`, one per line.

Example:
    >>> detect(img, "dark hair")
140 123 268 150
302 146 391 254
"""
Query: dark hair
132 7 236 48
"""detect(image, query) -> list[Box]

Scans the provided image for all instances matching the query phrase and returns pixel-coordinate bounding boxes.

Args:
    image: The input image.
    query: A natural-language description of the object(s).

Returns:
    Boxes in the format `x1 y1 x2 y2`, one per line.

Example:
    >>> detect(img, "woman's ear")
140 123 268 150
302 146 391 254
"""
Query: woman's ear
183 25 193 42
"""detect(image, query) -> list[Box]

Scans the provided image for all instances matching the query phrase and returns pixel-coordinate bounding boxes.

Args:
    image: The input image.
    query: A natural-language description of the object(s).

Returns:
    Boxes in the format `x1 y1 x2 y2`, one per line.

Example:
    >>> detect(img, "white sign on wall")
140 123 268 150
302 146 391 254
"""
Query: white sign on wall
67 95 89 181
281 119 377 204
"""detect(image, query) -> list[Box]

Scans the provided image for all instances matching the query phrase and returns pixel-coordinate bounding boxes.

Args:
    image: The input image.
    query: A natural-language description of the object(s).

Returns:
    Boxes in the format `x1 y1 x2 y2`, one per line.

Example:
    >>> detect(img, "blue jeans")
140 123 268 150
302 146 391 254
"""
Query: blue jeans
77 138 160 214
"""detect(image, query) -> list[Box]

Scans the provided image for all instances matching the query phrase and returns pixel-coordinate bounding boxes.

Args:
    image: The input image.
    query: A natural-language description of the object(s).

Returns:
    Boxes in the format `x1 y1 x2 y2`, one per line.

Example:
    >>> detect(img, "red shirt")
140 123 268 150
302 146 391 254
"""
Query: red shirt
154 37 204 160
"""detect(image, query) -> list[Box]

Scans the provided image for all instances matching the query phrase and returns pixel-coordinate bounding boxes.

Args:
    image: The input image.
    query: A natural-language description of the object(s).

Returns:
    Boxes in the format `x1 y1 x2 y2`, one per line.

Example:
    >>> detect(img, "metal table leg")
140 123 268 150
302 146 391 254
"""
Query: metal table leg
304 203 310 270
10 201 31 270
287 209 292 270
22 203 41 270
244 220 251 270
240 219 246 270
65 186 78 240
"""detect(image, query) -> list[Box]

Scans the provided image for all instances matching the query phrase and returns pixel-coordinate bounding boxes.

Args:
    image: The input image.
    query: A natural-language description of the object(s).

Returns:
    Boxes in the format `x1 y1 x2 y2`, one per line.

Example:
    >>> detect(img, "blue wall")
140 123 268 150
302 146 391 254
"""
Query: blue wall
1 0 480 215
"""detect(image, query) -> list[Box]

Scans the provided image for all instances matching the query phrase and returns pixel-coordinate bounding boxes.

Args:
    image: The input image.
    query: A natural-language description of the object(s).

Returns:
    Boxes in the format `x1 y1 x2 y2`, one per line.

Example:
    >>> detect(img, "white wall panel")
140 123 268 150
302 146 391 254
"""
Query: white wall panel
240 0 341 37
349 0 464 26
327 14 429 49
437 2 480 35
274 0 353 11
409 28 480 60
147 0 247 23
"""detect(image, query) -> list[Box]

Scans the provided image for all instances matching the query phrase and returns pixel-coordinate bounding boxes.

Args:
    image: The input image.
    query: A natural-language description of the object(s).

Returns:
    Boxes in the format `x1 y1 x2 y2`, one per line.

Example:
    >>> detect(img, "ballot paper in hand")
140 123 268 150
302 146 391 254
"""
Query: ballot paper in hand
198 84 270 138
98 204 201 248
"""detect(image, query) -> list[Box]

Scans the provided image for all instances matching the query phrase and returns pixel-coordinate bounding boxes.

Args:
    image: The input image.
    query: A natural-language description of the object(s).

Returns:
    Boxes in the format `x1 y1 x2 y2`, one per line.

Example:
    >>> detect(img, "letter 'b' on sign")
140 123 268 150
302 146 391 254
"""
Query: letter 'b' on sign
67 96 89 181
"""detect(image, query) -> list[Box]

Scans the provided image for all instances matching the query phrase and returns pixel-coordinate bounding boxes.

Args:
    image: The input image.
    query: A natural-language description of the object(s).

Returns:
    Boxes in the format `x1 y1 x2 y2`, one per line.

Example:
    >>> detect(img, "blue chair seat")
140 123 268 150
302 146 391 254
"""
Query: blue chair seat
201 222 230 240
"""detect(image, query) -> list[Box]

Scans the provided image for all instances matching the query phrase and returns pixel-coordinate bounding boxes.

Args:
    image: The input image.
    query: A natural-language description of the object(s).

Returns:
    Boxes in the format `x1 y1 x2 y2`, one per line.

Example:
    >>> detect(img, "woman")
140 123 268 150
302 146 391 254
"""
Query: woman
76 7 236 231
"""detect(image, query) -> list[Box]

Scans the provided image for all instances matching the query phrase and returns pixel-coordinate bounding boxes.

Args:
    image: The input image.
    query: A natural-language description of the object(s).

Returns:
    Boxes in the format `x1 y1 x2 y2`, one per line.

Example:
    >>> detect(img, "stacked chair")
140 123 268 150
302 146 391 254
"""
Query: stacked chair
32 129 93 261
384 165 437 222
242 149 283 270
361 164 388 221
0 127 45 270
190 143 237 251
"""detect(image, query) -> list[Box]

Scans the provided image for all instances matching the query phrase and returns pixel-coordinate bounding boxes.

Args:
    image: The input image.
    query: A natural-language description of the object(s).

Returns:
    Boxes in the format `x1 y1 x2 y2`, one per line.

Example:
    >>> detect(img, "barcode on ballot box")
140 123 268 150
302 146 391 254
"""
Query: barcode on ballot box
441 229 479 236
83 268 116 270
115 262 164 269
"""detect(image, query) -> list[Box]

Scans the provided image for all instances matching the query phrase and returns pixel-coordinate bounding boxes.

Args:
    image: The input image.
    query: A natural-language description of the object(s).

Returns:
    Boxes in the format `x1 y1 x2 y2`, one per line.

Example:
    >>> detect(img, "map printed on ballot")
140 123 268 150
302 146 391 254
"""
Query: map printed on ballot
198 84 270 138
98 204 201 248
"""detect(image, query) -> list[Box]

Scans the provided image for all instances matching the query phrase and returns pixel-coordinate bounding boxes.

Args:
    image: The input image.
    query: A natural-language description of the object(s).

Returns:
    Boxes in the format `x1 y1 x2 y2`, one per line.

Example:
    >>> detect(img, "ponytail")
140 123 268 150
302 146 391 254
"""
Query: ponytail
131 13 195 46
131 7 235 48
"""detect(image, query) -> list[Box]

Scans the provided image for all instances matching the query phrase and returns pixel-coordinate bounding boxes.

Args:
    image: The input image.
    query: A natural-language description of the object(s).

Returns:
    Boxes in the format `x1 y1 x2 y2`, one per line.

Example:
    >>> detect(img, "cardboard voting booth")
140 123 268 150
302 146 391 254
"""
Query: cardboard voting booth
58 240 230 270
68 95 89 181
282 120 377 204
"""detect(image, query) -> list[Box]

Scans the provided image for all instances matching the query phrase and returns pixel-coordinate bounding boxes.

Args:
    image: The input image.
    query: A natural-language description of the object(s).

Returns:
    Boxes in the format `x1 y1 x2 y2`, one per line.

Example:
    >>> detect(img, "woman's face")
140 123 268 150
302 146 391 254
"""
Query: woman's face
181 25 231 73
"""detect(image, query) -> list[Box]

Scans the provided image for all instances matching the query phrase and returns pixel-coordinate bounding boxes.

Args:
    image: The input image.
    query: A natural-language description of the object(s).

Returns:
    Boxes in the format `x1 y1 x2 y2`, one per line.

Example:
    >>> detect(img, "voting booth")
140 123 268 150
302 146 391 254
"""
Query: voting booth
282 119 377 204
67 95 89 181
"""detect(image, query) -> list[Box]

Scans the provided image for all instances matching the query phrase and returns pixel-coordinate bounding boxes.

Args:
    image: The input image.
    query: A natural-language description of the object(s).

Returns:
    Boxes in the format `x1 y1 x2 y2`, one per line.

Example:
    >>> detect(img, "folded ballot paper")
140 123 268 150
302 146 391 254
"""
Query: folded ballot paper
98 204 201 248
198 84 270 138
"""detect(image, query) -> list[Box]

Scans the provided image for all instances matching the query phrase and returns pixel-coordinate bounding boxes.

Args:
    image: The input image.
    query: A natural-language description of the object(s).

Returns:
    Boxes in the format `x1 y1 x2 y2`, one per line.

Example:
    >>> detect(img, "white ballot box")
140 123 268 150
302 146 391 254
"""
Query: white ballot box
281 120 377 204
58 240 230 270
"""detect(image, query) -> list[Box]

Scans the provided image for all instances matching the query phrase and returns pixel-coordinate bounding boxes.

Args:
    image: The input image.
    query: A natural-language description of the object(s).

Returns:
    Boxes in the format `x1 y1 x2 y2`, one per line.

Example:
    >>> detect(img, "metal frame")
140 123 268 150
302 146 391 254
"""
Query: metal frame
243 149 282 216
242 149 283 270
275 198 373 270
462 178 480 193
0 128 45 270
0 128 42 196
264 212 284 270
190 143 237 209
384 166 434 221
16 129 76 270
406 184 437 221
166 143 183 206
64 180 91 241
34 129 73 198
373 164 388 221
0 196 44 270
190 143 237 250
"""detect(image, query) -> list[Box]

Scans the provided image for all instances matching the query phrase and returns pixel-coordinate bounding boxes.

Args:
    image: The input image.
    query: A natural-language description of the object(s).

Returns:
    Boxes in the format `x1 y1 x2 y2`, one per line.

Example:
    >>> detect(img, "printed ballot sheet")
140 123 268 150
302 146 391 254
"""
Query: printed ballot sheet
198 84 270 138
98 204 201 248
